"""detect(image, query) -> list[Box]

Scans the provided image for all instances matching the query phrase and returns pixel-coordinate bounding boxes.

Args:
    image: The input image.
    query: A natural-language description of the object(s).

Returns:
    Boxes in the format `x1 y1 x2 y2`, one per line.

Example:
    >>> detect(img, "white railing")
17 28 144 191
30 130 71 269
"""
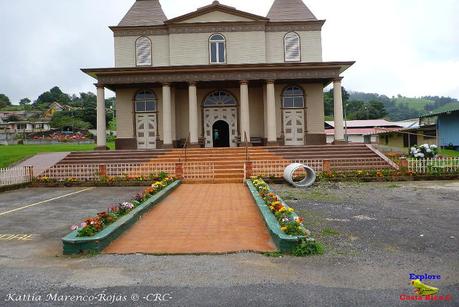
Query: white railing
253 160 323 178
408 158 459 174
0 166 33 187
39 163 177 181
183 162 215 181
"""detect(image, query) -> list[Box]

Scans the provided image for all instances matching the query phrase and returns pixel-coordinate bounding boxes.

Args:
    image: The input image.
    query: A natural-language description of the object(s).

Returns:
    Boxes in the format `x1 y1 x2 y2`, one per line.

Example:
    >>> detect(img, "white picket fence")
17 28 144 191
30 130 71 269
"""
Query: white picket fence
0 166 33 187
408 158 459 174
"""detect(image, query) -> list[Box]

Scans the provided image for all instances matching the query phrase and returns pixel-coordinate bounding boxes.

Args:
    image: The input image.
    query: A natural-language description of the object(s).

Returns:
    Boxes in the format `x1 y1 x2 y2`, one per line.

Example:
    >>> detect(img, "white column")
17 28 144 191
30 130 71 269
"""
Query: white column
171 87 176 142
240 80 250 142
266 80 277 144
333 78 345 142
263 83 268 139
96 84 107 149
162 83 172 147
188 82 198 144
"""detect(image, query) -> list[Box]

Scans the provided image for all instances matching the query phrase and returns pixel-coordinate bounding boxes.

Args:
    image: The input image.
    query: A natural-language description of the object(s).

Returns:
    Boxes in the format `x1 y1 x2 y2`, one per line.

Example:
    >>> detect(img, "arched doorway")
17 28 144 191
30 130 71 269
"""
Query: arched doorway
212 120 230 147
202 90 238 148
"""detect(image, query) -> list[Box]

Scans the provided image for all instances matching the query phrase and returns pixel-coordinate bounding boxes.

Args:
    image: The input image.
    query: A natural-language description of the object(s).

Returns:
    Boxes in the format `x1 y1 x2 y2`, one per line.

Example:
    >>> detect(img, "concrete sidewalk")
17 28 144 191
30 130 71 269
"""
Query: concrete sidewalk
105 184 277 254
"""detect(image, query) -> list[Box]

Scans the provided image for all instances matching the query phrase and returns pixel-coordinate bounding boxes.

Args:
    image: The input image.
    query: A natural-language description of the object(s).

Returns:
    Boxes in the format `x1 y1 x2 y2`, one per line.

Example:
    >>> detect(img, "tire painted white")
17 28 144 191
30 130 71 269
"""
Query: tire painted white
284 163 316 188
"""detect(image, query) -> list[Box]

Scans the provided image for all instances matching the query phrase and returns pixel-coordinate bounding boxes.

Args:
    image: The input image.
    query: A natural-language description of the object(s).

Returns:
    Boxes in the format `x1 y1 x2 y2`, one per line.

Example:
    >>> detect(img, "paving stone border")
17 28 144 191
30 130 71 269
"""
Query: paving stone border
62 180 181 255
245 180 306 252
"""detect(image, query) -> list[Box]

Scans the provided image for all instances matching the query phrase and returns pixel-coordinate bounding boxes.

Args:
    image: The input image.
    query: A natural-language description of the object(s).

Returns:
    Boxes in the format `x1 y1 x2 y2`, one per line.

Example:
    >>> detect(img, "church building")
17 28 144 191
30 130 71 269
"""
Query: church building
83 0 354 150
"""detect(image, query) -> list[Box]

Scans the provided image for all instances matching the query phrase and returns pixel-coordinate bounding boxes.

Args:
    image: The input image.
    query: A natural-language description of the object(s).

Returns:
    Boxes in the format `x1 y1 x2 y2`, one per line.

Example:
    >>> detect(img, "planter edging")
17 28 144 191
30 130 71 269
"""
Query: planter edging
245 180 305 252
62 180 181 255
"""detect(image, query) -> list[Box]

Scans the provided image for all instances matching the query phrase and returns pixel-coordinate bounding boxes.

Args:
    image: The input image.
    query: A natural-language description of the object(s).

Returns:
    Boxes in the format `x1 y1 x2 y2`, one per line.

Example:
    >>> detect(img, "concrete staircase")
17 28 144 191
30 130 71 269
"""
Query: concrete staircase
55 144 395 183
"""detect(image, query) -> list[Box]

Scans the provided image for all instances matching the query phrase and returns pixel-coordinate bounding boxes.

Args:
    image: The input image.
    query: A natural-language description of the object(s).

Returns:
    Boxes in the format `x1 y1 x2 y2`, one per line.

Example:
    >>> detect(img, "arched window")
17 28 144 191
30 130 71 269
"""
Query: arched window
209 34 226 64
136 36 152 66
284 32 301 62
135 90 157 112
203 91 236 107
282 86 304 108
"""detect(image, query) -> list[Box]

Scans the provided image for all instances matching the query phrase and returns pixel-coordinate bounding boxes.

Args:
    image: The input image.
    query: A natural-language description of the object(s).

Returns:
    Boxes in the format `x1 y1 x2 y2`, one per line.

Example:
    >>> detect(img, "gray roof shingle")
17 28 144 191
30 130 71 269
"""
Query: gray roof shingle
118 0 167 27
267 0 317 22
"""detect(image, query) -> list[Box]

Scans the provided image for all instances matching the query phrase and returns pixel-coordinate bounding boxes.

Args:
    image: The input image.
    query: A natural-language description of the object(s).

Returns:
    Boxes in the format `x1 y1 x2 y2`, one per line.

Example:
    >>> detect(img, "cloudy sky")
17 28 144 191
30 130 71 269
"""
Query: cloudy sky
0 0 458 103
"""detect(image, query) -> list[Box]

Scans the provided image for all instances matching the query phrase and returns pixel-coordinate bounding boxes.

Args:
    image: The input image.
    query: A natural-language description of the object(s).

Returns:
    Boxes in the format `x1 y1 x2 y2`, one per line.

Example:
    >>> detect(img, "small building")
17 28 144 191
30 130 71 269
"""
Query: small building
377 124 437 150
421 107 459 149
325 119 403 144
0 121 51 133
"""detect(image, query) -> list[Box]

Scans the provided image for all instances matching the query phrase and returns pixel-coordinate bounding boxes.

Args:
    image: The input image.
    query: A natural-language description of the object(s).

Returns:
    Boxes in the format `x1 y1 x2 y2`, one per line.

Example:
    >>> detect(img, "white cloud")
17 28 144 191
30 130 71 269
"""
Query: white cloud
0 0 457 102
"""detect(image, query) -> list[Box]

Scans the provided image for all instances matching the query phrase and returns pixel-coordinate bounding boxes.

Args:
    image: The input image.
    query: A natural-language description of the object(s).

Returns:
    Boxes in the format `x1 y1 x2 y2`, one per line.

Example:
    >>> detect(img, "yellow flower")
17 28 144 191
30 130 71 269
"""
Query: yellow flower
281 226 288 232
288 208 294 213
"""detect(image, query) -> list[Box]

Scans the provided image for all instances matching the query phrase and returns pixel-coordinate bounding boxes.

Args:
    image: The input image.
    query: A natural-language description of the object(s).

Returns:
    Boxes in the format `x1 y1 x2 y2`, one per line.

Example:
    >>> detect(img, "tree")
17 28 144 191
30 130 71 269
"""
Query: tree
19 98 31 106
6 115 20 122
34 86 71 108
50 113 91 130
0 93 11 109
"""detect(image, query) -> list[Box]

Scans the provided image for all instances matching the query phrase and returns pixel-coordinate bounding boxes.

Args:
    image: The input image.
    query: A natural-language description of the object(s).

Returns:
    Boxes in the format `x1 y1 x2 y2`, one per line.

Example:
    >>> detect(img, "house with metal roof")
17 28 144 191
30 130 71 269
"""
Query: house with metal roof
82 0 354 150
421 107 459 149
325 119 403 144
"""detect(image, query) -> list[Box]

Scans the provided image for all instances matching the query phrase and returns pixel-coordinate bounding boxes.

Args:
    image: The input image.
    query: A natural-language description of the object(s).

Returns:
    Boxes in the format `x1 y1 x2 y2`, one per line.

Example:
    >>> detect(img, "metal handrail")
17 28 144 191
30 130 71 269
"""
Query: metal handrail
244 131 250 163
180 133 190 163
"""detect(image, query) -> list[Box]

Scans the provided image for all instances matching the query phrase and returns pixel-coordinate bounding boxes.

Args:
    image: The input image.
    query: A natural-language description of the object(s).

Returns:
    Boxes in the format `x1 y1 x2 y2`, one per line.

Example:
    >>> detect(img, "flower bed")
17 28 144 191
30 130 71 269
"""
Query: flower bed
63 177 179 255
33 173 170 187
247 178 320 253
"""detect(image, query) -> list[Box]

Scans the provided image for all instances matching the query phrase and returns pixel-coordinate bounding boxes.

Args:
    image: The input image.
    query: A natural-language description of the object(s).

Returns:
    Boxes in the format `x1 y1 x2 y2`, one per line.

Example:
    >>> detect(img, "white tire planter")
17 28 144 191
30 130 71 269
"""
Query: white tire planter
284 163 316 188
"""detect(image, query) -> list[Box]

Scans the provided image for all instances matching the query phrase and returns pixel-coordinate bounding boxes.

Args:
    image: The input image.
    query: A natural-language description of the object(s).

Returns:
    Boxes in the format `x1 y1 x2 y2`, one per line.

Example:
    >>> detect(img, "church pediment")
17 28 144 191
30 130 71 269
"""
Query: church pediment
165 1 268 24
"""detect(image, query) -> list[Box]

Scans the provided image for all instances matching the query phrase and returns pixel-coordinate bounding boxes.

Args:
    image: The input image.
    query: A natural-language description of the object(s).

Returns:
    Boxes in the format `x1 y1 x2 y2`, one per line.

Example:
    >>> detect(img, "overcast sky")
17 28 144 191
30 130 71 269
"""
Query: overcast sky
0 0 458 103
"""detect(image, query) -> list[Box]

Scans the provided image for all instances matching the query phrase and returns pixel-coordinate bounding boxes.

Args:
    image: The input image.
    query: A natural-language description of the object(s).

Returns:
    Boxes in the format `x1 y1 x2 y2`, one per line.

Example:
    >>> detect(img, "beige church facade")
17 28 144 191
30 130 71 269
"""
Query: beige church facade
83 0 354 150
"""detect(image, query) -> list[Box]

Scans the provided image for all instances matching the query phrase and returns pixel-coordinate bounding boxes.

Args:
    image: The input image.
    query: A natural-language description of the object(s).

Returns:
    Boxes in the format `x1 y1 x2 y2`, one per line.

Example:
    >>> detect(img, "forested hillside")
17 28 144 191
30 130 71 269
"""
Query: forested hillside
324 89 459 121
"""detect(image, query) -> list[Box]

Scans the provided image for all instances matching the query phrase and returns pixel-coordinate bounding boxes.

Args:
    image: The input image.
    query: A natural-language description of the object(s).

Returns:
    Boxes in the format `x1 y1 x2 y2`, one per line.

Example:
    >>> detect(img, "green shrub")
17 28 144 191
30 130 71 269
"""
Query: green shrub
292 238 324 256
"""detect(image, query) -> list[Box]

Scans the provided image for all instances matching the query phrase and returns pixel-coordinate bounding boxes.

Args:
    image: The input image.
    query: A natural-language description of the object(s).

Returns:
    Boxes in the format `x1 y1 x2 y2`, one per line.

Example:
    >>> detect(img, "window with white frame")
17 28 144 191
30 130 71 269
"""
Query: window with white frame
136 36 152 66
282 86 305 108
135 90 157 112
284 32 301 62
209 34 226 64
203 91 237 107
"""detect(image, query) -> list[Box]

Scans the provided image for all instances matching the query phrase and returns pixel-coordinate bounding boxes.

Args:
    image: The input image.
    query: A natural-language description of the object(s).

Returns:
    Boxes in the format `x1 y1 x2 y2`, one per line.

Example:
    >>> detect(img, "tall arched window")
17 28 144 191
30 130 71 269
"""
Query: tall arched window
284 32 301 62
209 34 226 64
282 86 304 108
203 91 236 107
135 90 157 112
136 37 152 66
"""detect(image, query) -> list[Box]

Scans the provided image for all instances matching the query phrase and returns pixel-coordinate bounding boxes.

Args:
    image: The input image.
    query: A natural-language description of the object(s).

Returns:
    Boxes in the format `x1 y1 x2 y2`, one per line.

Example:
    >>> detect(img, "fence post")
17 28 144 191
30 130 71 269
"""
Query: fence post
99 164 107 177
245 161 253 179
175 162 183 180
399 157 409 174
323 160 331 173
26 165 34 182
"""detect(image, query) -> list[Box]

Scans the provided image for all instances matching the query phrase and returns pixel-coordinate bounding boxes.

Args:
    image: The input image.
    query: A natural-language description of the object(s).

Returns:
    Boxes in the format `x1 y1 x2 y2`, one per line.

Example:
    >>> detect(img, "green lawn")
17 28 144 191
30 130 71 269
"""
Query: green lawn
440 149 459 157
0 143 115 168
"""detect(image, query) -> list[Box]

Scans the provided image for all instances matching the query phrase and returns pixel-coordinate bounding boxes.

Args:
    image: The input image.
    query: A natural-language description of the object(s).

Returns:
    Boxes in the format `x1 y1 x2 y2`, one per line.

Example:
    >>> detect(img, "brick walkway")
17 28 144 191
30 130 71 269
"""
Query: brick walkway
104 184 277 254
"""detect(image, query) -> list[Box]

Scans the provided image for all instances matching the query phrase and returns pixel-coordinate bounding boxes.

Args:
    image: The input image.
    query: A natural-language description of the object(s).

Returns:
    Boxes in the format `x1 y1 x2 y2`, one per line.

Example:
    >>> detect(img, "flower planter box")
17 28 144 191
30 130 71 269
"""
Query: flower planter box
245 180 306 252
62 180 181 255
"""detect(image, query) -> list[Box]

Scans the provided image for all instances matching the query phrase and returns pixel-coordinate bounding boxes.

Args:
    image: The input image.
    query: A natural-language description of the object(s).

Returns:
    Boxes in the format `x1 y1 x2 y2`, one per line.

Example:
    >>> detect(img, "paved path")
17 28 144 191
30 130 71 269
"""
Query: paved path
16 152 69 176
105 184 277 254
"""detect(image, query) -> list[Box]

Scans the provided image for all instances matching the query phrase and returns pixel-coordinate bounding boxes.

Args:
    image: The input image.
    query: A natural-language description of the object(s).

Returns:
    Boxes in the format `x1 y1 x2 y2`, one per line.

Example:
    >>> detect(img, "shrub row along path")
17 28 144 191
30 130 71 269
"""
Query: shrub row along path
104 183 277 254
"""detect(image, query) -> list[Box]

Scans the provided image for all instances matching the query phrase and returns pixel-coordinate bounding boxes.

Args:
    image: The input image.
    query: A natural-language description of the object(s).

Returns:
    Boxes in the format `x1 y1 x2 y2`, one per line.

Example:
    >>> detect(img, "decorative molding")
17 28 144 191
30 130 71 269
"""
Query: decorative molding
97 68 340 85
110 21 324 36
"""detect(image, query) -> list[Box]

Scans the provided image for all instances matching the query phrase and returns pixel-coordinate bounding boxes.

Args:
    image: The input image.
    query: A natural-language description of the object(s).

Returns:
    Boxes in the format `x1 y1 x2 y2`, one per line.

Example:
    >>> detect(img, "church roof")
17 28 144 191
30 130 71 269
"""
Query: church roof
165 1 268 24
267 0 317 22
118 0 167 27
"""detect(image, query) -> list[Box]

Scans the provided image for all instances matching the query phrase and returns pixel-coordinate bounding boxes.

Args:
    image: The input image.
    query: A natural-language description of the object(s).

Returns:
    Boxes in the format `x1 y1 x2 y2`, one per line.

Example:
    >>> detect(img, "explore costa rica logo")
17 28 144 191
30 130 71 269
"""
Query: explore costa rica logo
399 273 453 302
